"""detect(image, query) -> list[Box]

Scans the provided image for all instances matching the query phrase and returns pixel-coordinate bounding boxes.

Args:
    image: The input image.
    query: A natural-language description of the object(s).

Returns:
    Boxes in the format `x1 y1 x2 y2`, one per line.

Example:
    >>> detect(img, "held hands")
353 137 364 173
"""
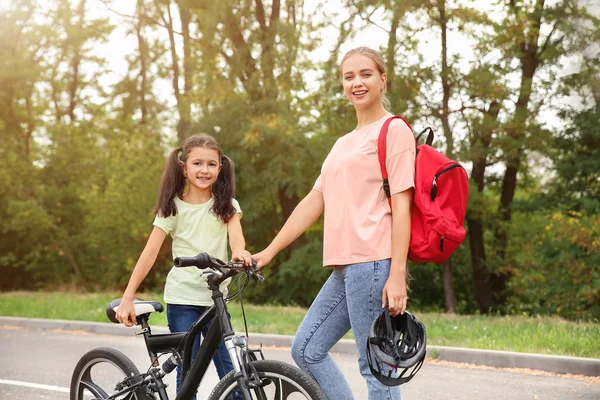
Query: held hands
231 249 253 266
115 298 137 327
250 249 275 269
382 274 408 317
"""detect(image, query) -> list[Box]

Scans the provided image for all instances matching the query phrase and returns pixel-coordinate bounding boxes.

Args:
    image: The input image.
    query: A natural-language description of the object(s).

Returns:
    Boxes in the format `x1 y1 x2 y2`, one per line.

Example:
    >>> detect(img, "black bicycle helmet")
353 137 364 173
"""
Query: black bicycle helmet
366 308 426 386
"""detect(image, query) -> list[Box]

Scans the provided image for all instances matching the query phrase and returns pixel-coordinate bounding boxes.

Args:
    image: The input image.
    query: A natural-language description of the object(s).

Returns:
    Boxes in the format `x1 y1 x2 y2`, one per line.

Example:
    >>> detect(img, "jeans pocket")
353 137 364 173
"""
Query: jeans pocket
373 260 381 282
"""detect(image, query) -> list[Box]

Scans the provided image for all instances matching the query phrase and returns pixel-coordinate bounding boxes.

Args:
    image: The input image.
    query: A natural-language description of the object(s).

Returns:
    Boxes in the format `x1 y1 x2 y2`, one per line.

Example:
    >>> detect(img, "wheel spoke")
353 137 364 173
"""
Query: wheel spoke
80 379 109 399
279 379 303 398
270 377 305 400
253 383 269 400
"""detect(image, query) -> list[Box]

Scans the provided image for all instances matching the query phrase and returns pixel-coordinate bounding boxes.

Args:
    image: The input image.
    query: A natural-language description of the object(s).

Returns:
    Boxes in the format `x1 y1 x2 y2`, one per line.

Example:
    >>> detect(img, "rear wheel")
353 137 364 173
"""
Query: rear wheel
209 360 327 400
70 347 154 400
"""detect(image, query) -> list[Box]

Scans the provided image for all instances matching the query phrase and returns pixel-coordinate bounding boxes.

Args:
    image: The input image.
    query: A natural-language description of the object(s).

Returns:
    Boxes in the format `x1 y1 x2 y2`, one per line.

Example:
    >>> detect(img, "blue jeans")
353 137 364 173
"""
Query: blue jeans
167 304 236 399
291 259 401 400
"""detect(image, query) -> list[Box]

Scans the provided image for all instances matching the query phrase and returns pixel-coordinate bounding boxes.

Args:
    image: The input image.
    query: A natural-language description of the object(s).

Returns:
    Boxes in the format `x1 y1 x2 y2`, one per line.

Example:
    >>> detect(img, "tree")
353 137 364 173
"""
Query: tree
481 0 596 309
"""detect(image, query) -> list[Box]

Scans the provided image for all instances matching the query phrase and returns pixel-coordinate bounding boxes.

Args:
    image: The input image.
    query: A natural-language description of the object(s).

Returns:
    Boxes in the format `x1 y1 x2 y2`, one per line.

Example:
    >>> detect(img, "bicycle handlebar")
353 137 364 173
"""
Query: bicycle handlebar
174 252 264 281
174 252 225 269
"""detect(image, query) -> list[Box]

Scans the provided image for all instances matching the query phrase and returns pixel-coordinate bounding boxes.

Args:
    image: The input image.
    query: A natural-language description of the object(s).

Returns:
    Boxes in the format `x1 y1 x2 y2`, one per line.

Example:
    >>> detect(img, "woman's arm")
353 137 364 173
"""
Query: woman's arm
228 213 251 265
252 189 324 268
382 188 413 317
116 226 167 326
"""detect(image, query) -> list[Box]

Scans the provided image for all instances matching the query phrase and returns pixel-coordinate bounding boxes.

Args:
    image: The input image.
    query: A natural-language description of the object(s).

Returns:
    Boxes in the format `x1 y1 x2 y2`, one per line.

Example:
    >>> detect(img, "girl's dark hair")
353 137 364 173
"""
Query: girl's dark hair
154 134 237 223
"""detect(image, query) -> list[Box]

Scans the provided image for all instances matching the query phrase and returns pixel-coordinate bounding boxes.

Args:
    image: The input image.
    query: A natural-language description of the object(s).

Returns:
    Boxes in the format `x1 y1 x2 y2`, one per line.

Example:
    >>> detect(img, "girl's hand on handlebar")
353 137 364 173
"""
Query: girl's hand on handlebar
116 299 137 327
250 250 274 269
231 249 253 266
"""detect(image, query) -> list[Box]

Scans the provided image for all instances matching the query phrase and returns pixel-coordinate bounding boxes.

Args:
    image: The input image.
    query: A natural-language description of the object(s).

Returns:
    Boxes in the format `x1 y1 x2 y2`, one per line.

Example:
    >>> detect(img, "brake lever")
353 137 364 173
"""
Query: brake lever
200 270 223 278
248 260 264 281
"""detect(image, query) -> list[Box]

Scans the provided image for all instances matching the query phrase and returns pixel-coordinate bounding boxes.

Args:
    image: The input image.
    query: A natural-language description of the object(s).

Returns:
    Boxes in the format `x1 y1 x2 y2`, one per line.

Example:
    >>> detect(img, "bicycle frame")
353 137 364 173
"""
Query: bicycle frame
134 273 247 400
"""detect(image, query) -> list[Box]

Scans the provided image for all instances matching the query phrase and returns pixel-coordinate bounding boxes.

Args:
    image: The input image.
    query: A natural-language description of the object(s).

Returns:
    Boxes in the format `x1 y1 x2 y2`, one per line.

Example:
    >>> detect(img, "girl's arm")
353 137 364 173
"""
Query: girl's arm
382 188 413 317
252 189 324 268
227 213 251 265
116 226 167 326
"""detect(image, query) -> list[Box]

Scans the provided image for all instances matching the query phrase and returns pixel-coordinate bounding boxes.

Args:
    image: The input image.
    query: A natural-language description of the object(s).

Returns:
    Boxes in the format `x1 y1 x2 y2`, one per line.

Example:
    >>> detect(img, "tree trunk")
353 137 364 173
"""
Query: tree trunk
178 0 192 141
278 185 303 252
222 7 261 101
436 0 457 311
136 0 149 124
386 5 401 99
467 217 494 312
256 0 279 100
438 0 453 157
442 258 457 313
469 100 501 313
492 0 544 305
67 0 86 123
160 1 185 141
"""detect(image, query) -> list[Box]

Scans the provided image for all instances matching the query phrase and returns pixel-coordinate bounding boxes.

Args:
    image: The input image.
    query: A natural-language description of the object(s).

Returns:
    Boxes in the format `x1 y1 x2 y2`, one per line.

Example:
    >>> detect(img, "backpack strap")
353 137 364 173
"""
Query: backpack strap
415 127 434 146
377 116 413 208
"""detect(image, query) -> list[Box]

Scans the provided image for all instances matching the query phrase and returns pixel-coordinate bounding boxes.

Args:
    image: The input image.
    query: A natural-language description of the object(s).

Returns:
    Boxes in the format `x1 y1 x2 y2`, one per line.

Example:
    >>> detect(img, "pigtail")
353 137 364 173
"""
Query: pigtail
153 146 186 217
211 154 237 223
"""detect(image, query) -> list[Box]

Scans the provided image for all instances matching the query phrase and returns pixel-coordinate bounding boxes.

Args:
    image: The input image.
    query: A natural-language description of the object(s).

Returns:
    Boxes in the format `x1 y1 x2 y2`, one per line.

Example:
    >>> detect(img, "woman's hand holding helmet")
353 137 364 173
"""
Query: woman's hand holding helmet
382 272 407 317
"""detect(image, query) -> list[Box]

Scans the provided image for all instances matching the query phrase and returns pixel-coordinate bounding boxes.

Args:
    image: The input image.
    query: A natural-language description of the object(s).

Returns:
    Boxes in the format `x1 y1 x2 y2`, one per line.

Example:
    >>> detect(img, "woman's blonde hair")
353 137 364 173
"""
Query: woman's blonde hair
340 46 391 110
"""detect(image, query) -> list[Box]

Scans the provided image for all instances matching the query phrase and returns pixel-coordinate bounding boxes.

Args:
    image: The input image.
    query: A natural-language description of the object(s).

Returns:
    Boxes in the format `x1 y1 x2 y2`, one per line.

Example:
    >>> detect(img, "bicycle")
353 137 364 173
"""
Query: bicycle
70 252 326 400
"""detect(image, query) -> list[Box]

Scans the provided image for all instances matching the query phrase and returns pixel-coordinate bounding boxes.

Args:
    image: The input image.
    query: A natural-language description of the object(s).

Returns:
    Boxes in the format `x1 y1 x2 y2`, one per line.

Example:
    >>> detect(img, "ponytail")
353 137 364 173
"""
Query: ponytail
153 146 186 217
212 154 236 223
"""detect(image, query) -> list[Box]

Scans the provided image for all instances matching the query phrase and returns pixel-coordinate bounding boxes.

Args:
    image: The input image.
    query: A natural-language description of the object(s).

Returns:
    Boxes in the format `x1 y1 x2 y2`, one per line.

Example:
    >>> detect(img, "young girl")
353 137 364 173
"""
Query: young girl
252 47 414 400
116 134 251 398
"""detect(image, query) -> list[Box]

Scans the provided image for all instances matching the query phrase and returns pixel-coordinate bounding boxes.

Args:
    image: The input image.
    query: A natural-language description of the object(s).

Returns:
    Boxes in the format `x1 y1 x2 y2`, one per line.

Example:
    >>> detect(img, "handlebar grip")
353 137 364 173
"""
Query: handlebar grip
174 253 210 268
174 252 229 269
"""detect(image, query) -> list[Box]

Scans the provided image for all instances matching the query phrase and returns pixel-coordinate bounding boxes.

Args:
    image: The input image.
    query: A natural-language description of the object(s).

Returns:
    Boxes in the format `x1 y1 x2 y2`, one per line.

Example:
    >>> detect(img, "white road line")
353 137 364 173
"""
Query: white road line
0 379 70 393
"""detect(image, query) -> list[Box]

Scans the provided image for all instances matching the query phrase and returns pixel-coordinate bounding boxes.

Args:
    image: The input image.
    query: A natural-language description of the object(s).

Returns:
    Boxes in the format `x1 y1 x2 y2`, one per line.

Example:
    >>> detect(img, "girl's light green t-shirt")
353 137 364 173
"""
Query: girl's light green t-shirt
153 196 242 306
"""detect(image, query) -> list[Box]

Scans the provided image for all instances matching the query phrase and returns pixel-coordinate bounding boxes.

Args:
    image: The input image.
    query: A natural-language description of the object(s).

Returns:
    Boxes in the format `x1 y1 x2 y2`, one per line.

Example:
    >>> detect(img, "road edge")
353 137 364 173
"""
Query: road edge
1 316 598 377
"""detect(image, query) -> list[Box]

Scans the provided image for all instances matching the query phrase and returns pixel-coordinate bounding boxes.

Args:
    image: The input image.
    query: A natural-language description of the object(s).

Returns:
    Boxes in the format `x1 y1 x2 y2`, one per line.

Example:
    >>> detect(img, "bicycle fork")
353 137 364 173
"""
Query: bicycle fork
225 335 269 400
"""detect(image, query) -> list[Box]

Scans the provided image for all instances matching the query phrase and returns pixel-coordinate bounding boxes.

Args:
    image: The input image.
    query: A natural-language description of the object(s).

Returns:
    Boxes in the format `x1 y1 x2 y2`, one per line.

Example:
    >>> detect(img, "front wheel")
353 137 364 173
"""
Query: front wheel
209 360 327 400
70 347 154 400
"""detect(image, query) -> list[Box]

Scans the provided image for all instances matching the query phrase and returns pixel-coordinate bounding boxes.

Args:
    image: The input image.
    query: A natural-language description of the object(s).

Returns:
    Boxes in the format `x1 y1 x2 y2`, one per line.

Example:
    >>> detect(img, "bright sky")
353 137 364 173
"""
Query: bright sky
83 0 501 116
2 0 595 131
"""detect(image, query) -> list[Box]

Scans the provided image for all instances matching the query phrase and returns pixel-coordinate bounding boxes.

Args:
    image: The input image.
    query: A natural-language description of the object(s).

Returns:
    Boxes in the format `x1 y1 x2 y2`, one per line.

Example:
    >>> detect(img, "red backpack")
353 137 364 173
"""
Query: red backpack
378 116 468 264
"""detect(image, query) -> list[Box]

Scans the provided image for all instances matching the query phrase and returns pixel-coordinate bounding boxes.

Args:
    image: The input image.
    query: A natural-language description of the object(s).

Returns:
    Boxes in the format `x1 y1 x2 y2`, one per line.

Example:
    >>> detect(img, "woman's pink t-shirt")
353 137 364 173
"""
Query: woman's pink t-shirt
313 114 415 267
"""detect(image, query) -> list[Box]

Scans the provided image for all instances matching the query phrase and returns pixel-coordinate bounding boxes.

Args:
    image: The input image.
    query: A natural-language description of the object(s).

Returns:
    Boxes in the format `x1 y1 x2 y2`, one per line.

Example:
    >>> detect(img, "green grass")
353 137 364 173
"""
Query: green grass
1 291 599 358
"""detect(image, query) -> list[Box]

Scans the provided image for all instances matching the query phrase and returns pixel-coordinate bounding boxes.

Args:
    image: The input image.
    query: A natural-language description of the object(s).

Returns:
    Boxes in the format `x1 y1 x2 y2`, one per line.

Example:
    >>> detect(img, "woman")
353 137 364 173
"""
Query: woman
252 47 415 400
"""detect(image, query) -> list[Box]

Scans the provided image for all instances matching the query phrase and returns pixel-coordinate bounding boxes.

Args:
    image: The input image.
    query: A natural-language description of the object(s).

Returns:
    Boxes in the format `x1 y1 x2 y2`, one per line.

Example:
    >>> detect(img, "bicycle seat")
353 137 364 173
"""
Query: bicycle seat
106 298 164 324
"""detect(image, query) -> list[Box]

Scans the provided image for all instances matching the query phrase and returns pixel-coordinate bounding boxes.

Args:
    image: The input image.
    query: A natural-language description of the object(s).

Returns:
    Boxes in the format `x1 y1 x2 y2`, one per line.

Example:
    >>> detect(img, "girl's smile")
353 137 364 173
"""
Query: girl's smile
183 146 221 199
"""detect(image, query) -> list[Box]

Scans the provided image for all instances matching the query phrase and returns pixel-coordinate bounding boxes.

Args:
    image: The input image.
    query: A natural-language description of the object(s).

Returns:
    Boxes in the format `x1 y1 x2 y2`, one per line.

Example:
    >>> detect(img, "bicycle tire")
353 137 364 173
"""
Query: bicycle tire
70 347 155 400
208 359 327 400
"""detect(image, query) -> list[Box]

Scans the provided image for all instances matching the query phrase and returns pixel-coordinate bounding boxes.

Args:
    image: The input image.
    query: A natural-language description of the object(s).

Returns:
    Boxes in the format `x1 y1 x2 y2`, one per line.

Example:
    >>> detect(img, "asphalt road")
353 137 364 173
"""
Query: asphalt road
1 325 598 400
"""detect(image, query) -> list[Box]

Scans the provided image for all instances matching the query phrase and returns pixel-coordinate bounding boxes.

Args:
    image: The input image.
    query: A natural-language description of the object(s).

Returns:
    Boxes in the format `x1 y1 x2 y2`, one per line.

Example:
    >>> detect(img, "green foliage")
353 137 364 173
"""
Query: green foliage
408 236 477 314
550 107 600 214
508 212 600 320
272 232 329 306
